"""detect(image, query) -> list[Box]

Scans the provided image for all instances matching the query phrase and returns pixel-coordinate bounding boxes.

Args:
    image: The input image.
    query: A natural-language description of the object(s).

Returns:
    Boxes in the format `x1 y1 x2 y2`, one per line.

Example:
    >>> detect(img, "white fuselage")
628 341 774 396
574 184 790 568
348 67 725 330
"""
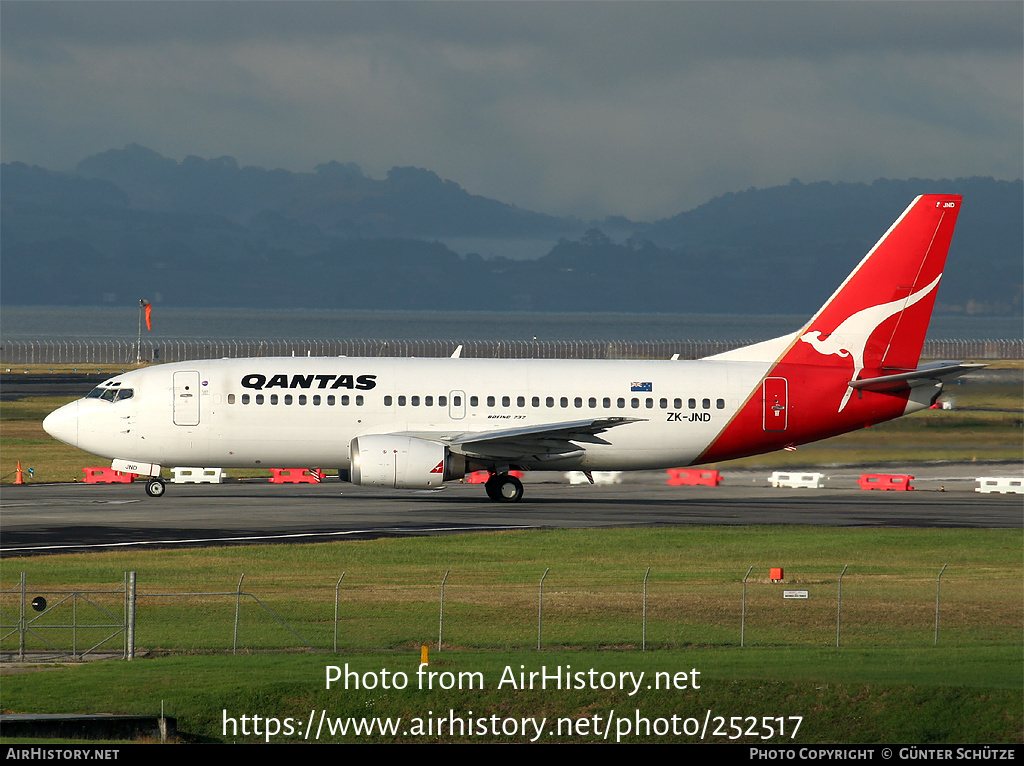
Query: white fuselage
45 356 773 473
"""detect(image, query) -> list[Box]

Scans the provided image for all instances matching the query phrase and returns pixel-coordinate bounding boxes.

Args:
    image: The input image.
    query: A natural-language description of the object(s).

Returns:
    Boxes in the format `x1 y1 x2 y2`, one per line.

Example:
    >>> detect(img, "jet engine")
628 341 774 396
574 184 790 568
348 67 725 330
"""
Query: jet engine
349 435 463 489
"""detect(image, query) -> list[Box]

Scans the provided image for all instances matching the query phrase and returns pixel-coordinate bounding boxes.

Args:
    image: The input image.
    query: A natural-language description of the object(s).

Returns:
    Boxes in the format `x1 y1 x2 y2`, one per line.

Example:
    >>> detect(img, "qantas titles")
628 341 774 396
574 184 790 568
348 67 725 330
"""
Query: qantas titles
241 373 377 391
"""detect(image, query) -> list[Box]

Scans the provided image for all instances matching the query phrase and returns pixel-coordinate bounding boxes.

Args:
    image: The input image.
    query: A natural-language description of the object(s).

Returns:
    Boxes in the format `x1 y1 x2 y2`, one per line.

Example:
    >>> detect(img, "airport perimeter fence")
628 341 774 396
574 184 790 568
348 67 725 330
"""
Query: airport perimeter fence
2 565 1017 660
2 338 1022 366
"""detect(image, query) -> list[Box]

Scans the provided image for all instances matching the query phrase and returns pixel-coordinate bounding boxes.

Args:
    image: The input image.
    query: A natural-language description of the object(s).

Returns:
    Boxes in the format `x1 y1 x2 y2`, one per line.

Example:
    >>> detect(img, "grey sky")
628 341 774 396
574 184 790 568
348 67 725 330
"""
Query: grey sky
2 1 1020 220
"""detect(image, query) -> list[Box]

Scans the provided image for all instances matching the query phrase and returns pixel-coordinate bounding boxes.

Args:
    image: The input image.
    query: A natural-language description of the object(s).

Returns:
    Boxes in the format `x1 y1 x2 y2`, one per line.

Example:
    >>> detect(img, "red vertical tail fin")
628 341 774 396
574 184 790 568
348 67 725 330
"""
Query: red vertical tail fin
785 195 961 408
698 195 965 465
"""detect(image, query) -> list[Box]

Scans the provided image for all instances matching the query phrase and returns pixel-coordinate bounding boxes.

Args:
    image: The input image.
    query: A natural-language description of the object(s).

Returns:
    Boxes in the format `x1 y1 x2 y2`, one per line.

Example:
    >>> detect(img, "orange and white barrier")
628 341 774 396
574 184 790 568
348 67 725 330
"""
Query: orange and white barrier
666 469 722 487
857 474 914 491
82 467 136 484
464 470 523 484
769 471 825 489
269 468 324 484
975 477 1023 494
172 467 224 484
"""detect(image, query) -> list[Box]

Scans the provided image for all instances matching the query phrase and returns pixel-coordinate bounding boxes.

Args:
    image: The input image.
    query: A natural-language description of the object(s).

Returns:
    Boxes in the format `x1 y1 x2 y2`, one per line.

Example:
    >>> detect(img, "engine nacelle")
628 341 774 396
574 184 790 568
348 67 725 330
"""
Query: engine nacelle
349 435 463 489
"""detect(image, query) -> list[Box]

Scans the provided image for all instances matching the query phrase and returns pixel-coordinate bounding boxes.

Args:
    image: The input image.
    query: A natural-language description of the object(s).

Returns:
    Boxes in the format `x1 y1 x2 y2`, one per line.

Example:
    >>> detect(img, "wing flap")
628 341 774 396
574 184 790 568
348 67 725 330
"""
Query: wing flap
401 417 643 460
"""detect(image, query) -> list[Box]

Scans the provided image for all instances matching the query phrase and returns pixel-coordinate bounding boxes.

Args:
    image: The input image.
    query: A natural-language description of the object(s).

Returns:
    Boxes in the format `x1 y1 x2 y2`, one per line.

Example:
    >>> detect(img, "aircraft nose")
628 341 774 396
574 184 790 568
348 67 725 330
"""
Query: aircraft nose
43 401 79 448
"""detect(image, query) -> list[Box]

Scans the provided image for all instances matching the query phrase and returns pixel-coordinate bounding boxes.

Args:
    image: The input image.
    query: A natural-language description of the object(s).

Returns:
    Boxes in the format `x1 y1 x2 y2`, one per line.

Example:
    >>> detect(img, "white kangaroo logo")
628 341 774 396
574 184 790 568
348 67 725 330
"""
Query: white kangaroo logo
799 274 942 411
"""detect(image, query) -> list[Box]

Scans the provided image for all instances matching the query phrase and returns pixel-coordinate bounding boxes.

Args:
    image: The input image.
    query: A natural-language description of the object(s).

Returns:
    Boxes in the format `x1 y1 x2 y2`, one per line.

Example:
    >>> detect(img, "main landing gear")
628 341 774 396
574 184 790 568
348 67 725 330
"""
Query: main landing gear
144 478 166 498
484 473 524 503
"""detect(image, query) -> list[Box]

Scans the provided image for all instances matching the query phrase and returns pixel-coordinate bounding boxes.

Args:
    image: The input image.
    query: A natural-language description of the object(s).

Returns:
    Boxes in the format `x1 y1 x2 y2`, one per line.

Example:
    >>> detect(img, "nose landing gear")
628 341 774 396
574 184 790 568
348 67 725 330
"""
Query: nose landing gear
144 478 166 498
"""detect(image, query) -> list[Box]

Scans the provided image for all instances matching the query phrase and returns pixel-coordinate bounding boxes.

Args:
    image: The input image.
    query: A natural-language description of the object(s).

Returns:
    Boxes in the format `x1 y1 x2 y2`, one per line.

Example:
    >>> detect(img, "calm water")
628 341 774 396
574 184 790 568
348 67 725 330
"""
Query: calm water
1 306 1020 342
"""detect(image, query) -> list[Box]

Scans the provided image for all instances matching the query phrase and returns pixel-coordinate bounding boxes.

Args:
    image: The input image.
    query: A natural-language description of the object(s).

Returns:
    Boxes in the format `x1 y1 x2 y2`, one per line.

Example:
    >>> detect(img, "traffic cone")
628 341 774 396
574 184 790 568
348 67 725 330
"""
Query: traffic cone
15 461 24 485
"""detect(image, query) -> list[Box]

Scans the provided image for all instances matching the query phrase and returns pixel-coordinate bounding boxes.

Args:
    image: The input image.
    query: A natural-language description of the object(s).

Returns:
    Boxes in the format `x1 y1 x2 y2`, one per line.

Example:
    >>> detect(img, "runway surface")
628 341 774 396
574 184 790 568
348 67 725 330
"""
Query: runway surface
2 464 1020 555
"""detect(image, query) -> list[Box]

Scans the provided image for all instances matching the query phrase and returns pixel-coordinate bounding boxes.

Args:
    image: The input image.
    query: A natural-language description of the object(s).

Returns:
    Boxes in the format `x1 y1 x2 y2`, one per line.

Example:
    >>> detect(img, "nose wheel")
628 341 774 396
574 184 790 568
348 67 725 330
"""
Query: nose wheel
484 473 524 503
144 478 166 498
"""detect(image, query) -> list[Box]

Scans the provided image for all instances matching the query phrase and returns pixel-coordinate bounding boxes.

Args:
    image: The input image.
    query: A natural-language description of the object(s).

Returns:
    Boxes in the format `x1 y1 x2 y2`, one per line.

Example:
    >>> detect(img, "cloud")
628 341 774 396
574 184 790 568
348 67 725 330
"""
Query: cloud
2 1 1020 219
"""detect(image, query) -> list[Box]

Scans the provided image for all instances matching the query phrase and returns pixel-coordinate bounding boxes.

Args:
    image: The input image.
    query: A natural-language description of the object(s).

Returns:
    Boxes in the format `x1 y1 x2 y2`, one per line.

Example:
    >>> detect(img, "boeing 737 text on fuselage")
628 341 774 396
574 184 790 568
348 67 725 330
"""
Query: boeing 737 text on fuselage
43 195 982 502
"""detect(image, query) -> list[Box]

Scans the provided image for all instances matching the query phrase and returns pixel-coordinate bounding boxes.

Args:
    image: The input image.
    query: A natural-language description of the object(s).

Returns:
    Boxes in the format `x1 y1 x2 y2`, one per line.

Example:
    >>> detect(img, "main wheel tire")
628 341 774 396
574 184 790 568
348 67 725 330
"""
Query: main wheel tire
484 474 501 501
144 478 166 498
486 473 523 503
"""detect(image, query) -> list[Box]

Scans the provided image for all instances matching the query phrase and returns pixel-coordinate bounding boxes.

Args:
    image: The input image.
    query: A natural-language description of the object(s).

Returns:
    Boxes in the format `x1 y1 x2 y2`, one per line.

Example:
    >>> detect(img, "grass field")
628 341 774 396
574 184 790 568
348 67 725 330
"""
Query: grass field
1 527 1021 743
1 648 1020 743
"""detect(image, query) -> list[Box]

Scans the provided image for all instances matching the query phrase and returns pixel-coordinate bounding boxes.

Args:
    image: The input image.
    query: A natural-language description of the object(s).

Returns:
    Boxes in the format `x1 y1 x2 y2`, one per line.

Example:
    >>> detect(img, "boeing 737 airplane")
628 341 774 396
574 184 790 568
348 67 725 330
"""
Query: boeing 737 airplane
43 195 982 502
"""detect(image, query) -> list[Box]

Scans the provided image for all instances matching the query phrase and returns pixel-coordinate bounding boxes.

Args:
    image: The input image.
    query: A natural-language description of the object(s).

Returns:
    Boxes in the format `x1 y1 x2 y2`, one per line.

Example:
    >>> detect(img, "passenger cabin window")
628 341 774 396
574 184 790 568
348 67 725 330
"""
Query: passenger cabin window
242 394 250 404
717 398 725 409
228 394 236 404
702 398 711 409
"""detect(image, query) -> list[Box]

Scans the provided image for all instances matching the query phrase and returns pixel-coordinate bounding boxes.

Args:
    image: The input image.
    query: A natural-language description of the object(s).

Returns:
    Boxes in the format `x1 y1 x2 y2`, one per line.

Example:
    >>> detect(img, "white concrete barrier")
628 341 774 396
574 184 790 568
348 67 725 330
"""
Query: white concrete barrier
567 471 623 485
769 471 825 489
975 477 1023 494
171 467 224 484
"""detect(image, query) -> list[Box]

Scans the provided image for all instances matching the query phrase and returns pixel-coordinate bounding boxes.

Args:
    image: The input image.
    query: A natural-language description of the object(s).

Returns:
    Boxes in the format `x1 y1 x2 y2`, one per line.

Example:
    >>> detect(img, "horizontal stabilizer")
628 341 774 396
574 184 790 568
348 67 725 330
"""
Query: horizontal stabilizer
848 361 987 393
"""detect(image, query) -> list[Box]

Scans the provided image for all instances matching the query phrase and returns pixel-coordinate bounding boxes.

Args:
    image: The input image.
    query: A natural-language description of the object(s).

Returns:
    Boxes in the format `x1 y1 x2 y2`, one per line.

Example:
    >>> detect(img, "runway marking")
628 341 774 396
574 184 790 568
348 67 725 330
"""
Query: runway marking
0 524 537 555
1 499 143 507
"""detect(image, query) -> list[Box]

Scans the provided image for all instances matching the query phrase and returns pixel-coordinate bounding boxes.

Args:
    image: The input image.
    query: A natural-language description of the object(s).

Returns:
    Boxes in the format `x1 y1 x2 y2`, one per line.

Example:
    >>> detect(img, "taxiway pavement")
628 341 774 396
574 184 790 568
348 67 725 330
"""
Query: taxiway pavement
2 463 1020 555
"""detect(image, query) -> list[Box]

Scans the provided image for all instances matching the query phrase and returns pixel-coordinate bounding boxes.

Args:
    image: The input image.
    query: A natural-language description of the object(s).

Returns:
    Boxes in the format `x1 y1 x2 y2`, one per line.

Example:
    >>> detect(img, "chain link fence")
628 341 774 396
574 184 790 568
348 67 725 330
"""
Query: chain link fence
3 565 1015 659
2 338 1021 365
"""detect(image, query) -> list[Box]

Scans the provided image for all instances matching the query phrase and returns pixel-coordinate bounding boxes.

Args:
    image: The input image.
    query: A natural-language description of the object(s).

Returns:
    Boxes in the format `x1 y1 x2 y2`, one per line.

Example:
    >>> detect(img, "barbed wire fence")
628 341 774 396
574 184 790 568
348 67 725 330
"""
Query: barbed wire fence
2 566 1013 659
2 338 1021 365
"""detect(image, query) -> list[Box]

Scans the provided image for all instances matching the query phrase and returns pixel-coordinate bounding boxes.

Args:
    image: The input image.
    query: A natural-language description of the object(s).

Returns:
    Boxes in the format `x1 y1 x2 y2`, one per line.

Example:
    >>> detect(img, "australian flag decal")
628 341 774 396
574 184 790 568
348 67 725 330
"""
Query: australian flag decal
630 381 653 392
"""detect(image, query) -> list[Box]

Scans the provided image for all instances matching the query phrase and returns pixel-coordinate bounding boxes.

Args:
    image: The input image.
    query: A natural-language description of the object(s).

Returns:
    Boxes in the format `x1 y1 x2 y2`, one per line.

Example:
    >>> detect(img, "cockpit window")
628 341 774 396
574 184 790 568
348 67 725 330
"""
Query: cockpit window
87 387 133 402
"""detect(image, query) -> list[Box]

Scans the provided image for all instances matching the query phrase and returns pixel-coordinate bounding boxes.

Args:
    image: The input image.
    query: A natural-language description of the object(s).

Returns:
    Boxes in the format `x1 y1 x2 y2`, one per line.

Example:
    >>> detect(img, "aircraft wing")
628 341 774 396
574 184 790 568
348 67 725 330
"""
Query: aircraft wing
849 361 987 393
402 417 644 461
